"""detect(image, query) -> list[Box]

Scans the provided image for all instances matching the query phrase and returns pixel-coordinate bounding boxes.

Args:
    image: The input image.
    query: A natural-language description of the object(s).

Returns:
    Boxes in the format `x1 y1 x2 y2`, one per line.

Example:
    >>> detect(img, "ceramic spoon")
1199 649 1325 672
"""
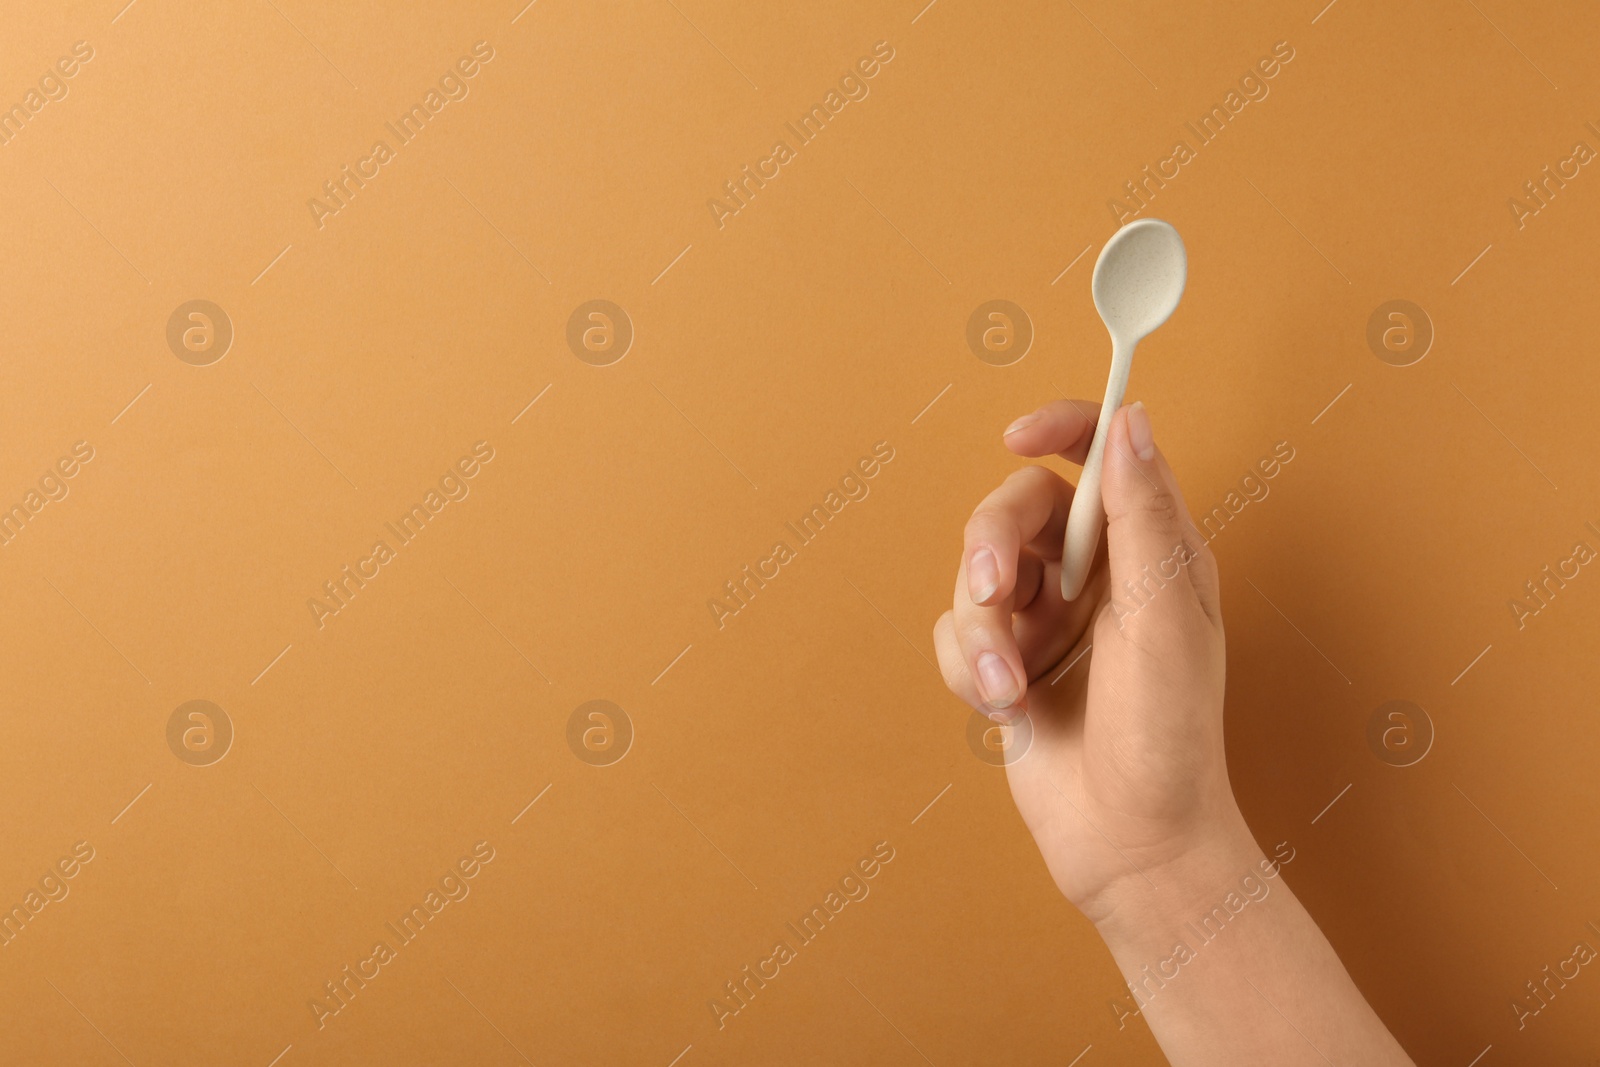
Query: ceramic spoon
1059 218 1187 601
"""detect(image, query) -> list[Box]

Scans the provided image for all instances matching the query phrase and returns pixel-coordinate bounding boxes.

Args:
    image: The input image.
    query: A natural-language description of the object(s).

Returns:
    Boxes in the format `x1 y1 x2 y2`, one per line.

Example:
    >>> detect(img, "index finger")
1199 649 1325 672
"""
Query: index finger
1002 398 1102 463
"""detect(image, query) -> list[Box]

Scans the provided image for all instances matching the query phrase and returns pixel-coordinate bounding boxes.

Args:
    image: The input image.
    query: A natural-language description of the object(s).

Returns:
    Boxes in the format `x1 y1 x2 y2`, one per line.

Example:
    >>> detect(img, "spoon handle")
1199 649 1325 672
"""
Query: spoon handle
1060 337 1136 601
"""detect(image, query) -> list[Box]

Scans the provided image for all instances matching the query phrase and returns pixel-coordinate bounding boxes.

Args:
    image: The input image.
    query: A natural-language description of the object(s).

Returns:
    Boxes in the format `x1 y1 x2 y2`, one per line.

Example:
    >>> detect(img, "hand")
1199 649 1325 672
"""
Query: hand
934 401 1415 1065
934 400 1251 925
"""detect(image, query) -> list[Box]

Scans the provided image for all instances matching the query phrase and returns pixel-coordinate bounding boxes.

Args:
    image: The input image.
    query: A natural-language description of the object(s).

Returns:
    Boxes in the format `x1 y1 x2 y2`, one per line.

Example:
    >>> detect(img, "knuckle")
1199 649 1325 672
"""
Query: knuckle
933 614 963 689
939 656 963 693
967 467 1059 544
953 610 987 647
1118 486 1183 528
937 648 966 694
1009 464 1056 490
963 508 1001 543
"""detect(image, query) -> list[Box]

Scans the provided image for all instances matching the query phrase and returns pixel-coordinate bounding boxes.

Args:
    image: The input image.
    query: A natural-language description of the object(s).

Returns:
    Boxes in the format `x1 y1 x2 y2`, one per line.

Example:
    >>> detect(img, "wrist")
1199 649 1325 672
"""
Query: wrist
1084 813 1272 955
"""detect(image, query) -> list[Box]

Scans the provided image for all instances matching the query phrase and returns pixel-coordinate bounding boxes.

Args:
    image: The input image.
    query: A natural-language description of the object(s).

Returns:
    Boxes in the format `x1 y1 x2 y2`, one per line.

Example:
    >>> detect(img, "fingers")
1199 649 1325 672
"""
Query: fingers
940 553 1102 715
934 610 982 710
936 593 1076 719
1013 553 1105 679
1100 402 1221 631
952 467 1076 721
953 550 1030 720
962 465 1073 606
941 398 1218 724
1003 399 1102 464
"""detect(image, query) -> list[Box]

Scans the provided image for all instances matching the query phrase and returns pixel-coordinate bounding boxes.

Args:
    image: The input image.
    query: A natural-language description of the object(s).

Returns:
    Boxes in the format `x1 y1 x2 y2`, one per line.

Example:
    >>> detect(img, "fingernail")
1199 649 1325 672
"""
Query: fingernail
968 548 999 603
976 652 1019 709
1004 412 1041 436
1128 401 1155 461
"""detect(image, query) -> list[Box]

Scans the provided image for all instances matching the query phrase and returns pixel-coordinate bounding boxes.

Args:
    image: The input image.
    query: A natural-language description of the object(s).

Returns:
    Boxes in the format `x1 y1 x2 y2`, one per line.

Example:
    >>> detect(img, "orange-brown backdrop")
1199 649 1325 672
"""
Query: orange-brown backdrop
2 0 1597 1063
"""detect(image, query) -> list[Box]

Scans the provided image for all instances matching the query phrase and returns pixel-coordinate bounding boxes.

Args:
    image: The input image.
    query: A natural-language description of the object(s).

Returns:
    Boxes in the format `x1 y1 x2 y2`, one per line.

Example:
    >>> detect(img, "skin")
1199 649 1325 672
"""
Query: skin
934 399 1414 1065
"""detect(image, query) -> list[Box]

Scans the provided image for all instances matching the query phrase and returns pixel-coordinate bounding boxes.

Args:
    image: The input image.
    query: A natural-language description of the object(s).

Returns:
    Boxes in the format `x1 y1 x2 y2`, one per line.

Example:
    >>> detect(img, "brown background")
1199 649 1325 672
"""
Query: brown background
1 0 1597 1063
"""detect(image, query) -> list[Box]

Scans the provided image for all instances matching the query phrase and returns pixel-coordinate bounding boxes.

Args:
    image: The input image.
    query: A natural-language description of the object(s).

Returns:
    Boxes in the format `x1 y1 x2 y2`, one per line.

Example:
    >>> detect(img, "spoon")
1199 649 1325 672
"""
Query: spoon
1059 218 1187 601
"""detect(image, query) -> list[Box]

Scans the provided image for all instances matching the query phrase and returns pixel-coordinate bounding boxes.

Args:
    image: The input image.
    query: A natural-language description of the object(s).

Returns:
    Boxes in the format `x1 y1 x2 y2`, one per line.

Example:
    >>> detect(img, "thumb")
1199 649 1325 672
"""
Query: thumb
1100 402 1207 627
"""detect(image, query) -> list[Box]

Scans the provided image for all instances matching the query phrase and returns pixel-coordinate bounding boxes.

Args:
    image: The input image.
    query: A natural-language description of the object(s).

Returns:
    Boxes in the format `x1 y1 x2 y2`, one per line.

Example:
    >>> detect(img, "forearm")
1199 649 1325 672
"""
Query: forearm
1091 820 1413 1066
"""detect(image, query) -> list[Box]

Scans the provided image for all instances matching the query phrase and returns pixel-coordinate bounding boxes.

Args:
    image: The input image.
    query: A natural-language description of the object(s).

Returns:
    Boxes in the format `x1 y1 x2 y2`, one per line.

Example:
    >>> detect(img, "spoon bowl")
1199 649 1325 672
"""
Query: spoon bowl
1092 219 1188 341
1059 218 1188 601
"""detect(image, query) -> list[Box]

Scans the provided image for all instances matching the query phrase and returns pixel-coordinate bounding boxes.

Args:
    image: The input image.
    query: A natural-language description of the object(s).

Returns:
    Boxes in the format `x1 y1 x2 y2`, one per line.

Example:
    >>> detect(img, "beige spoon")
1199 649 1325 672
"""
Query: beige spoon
1060 218 1187 601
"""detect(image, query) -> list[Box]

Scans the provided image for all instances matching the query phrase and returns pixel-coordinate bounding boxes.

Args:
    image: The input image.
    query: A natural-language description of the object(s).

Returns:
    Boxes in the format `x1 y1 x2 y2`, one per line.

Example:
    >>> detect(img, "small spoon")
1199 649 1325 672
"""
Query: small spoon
1059 218 1187 601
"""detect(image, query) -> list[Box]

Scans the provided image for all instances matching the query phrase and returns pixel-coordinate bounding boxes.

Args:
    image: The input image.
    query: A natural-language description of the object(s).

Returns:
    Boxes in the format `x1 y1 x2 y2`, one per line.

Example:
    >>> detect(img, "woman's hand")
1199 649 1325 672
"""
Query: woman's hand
934 400 1250 924
935 399 1415 1065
